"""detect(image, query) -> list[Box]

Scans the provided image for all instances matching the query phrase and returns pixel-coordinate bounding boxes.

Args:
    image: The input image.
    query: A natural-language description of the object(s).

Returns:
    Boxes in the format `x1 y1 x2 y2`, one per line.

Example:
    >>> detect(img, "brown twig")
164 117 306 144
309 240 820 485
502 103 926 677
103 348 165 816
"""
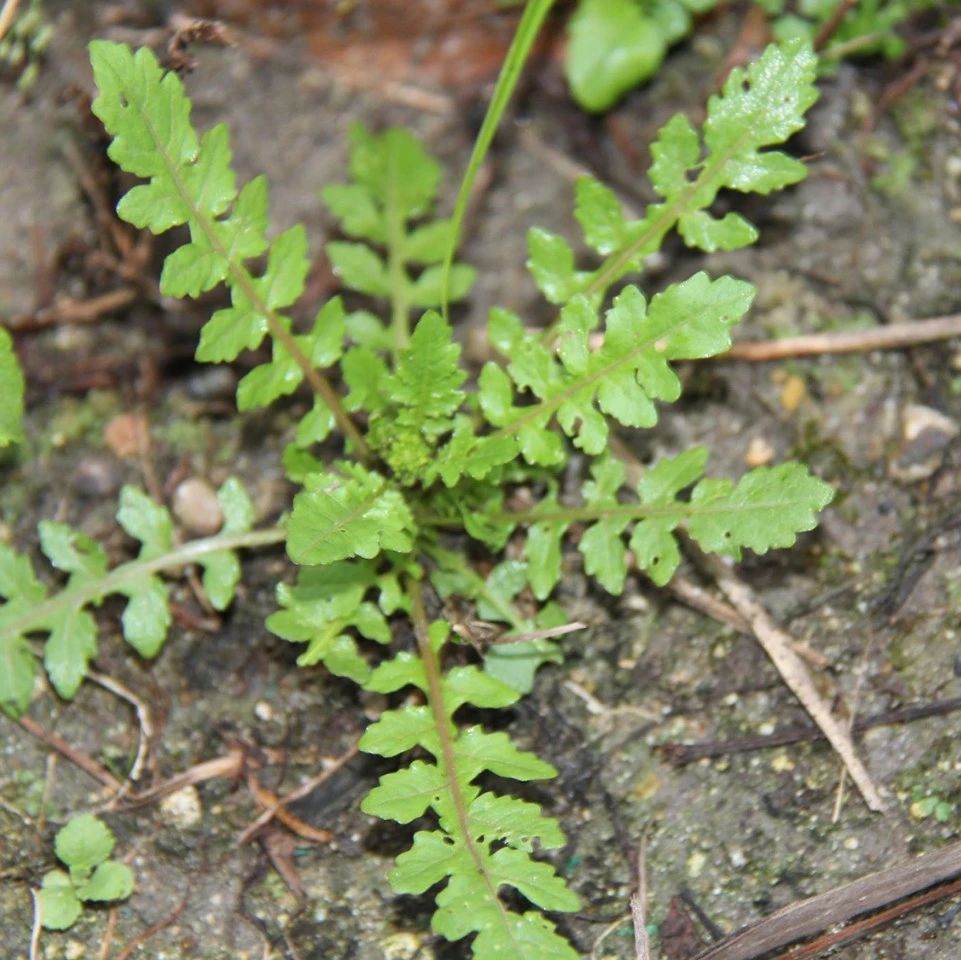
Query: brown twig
813 0 858 51
632 840 651 960
236 742 359 845
114 893 189 960
9 288 141 332
0 0 20 43
689 840 961 960
116 751 244 809
16 715 123 794
772 874 961 959
98 906 118 960
700 554 884 812
244 768 335 846
725 313 961 362
660 695 961 764
666 574 828 670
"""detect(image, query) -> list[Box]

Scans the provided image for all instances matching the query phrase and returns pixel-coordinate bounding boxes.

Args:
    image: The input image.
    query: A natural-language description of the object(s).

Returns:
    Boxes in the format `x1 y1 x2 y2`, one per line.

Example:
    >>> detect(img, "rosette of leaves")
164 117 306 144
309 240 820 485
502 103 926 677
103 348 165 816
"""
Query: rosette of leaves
39 814 134 930
86 37 833 958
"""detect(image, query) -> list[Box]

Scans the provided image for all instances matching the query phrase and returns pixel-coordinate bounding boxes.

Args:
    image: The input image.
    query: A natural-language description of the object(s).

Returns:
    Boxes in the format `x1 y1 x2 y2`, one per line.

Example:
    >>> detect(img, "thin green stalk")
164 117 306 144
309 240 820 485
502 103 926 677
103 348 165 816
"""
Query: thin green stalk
439 0 557 320
0 527 286 644
418 495 793 530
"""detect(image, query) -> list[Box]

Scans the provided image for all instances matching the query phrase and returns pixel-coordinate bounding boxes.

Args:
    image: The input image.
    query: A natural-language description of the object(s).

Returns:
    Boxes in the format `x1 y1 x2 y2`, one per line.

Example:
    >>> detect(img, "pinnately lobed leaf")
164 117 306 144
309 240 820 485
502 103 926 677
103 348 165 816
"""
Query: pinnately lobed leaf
286 465 415 565
322 123 476 337
522 450 834 598
361 622 579 960
480 272 754 465
0 476 263 716
89 41 345 420
536 38 819 307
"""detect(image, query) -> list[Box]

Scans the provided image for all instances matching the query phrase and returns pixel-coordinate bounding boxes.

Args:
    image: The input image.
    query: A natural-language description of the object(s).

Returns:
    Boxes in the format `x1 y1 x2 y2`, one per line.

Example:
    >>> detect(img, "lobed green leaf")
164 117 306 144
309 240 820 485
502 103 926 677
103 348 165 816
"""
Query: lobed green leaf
286 465 415 566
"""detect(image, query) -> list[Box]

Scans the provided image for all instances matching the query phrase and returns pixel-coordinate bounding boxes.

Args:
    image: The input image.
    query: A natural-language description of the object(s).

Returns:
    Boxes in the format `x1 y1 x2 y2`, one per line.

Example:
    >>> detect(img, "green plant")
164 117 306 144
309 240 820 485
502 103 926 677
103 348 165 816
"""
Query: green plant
909 785 955 823
0 480 281 716
759 0 936 63
566 0 718 111
38 814 134 930
0 31 832 958
563 0 937 112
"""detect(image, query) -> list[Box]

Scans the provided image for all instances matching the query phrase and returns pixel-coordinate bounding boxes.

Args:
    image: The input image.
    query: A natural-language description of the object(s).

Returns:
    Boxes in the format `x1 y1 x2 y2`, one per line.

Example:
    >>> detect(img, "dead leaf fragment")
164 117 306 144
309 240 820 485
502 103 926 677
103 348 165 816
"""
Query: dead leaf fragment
104 412 148 459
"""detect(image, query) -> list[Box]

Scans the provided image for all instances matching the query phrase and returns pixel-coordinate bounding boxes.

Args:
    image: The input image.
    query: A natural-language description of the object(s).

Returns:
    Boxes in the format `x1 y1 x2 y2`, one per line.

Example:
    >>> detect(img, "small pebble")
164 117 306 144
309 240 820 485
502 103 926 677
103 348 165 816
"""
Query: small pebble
172 477 223 536
185 365 237 401
745 436 775 467
72 454 121 498
160 785 203 829
771 752 795 773
381 932 431 960
890 404 959 482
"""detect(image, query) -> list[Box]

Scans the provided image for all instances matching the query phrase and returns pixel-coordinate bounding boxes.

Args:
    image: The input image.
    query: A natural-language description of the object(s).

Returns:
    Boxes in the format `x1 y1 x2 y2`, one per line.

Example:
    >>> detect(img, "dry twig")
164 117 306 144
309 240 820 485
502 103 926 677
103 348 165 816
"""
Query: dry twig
0 0 20 43
88 669 154 782
725 313 961 362
632 839 651 960
689 840 961 960
16 715 123 794
700 554 884 812
236 743 359 845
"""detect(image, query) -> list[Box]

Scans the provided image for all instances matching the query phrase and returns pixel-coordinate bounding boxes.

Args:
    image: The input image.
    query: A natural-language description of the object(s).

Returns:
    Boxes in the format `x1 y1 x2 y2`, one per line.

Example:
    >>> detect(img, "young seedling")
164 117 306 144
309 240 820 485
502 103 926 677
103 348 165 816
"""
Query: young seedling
0 30 833 958
38 814 134 930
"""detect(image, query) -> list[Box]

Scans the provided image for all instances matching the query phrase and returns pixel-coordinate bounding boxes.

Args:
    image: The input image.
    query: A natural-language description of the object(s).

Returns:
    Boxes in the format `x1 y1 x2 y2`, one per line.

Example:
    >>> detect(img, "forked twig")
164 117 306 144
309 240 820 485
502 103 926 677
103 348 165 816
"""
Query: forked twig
236 742 359 844
701 553 884 812
16 715 123 794
88 669 154 782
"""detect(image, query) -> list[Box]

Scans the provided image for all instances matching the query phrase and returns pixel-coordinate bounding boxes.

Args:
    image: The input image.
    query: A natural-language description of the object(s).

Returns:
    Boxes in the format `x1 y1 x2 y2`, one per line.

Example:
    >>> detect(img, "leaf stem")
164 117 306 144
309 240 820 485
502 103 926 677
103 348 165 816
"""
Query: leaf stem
406 577 517 939
439 0 557 320
0 527 286 645
418 495 805 530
